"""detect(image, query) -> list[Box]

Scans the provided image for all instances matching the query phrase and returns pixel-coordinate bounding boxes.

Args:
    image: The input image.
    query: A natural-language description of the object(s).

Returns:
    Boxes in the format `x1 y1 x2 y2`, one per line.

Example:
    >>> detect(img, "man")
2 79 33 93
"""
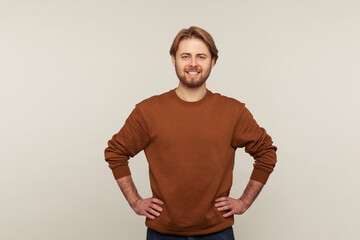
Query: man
104 26 277 240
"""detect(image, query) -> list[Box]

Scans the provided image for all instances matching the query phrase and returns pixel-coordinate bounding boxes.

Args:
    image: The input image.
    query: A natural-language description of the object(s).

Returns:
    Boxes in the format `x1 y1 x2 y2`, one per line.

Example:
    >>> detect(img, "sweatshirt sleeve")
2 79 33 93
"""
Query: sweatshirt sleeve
104 104 150 180
231 103 277 184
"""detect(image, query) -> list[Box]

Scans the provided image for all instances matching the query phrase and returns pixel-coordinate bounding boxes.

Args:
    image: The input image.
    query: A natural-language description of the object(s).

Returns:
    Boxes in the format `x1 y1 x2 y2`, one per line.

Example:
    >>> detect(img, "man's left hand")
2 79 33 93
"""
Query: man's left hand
214 197 248 217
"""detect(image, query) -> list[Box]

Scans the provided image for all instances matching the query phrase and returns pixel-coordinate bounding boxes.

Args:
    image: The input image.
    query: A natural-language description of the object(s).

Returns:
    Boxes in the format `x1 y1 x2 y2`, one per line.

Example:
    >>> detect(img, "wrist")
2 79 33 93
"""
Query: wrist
129 196 141 209
239 197 251 209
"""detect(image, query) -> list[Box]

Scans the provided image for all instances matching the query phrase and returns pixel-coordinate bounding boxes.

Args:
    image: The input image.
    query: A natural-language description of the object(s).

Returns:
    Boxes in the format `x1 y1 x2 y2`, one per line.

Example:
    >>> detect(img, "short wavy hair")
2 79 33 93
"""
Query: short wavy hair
169 26 219 65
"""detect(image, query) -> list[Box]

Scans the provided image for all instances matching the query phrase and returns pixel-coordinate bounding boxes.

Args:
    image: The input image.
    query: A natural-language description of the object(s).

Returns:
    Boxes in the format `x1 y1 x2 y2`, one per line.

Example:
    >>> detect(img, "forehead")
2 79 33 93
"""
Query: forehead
177 38 210 55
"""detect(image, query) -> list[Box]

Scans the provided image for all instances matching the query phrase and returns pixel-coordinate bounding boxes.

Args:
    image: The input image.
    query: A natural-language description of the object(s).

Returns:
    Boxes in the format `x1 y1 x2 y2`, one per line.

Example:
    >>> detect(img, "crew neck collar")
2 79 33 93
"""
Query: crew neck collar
170 87 212 106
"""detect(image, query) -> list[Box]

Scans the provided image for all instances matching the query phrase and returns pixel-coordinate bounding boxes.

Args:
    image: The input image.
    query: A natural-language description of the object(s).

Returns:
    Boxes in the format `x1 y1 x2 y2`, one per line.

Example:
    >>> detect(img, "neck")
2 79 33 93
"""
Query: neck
175 84 207 102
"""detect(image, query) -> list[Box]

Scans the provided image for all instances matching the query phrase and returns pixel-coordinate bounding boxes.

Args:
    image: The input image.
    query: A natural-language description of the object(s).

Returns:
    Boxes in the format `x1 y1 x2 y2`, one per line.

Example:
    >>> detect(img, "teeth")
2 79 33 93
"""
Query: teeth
188 72 199 74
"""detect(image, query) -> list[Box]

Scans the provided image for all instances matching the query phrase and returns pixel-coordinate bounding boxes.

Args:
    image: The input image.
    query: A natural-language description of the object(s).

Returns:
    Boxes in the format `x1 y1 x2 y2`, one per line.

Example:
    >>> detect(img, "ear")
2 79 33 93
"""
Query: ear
211 57 216 68
171 54 176 67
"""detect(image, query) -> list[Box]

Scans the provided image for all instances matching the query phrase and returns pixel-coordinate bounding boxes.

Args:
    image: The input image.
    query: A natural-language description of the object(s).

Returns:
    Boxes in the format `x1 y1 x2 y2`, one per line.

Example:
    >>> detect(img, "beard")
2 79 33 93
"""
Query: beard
174 61 213 88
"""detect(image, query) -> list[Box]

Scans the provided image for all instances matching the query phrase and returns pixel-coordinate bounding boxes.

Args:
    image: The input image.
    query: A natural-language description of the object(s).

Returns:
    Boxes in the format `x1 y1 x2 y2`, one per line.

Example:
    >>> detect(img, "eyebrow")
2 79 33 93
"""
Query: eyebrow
180 53 208 56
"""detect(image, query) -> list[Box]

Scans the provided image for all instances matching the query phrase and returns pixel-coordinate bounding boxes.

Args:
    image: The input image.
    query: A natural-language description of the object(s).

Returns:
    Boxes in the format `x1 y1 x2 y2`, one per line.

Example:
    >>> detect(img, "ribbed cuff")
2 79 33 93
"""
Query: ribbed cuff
112 166 131 180
250 168 270 184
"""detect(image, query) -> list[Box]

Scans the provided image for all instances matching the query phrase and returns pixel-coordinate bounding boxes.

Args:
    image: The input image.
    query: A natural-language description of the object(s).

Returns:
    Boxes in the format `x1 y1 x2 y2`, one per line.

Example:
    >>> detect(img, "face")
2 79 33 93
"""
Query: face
171 38 215 88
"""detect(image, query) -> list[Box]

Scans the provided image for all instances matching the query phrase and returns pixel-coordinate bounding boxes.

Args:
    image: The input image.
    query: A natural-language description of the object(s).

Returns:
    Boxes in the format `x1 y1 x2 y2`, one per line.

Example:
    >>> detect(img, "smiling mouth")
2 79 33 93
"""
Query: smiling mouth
186 71 200 77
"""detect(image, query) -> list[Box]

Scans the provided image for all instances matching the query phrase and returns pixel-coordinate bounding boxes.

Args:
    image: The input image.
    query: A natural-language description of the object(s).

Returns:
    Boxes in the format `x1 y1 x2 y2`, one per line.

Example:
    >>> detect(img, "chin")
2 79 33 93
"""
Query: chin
179 78 207 88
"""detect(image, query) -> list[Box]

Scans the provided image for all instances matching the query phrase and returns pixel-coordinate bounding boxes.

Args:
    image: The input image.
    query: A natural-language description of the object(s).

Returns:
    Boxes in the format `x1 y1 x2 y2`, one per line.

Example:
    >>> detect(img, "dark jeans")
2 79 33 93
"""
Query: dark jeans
146 226 235 240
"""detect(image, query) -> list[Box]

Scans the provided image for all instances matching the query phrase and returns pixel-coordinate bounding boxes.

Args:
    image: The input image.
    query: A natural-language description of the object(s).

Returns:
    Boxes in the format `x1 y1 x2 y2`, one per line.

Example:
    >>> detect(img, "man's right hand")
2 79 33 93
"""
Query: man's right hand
131 197 164 219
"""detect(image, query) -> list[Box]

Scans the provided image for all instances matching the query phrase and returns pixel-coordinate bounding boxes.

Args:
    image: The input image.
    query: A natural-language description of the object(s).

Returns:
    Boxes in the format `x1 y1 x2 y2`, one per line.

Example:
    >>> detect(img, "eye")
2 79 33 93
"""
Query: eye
198 56 206 60
182 56 189 59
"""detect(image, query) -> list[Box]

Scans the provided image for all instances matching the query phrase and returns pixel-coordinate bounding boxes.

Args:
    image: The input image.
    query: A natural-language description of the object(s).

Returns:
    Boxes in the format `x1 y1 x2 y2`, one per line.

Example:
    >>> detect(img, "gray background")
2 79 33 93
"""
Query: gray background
1 0 359 239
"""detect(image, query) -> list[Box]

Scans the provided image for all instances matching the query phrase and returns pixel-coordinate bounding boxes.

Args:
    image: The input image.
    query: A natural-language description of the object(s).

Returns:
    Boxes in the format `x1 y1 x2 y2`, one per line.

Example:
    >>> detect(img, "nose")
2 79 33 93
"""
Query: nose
190 57 198 67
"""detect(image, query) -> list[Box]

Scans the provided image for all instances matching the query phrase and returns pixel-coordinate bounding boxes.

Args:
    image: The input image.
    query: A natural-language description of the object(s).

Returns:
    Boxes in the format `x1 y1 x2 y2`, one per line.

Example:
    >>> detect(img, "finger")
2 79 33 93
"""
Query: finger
217 205 231 211
223 210 234 218
214 201 228 207
144 212 156 220
215 197 227 202
152 198 164 205
147 207 161 217
150 203 163 212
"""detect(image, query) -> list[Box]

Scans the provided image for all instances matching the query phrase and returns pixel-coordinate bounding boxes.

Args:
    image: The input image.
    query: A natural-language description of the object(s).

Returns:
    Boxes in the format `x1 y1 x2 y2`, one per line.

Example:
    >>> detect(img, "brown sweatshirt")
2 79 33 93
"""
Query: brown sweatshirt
104 87 277 236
